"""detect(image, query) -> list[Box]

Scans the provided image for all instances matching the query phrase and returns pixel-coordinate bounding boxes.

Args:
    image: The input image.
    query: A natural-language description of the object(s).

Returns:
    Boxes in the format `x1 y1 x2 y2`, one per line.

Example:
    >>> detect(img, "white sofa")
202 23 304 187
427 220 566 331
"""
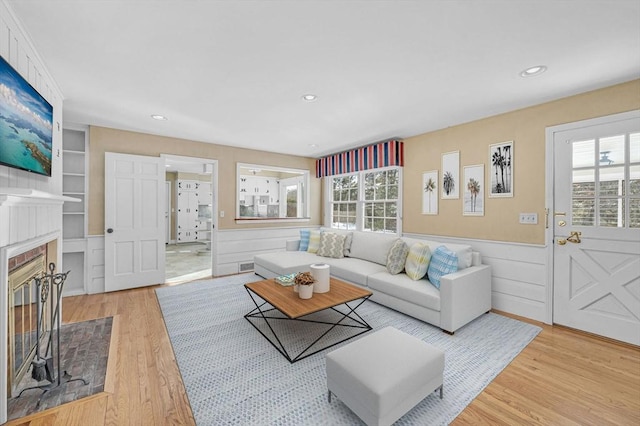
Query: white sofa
254 230 492 334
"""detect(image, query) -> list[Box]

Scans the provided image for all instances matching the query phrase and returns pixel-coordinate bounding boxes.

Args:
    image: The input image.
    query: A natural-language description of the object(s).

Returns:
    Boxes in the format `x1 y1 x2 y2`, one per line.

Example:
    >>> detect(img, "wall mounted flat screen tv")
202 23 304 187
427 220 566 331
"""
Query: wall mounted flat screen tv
0 55 53 177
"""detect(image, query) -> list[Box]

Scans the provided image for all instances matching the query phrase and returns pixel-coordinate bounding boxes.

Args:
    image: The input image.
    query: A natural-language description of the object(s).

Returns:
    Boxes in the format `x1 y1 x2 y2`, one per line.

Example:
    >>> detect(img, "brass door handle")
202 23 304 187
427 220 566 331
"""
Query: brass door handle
558 231 581 245
567 231 582 244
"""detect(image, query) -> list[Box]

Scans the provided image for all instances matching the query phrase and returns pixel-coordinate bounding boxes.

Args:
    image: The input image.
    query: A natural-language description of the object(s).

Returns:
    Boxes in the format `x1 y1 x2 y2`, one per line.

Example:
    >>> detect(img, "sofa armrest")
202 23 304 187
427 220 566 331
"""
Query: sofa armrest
286 239 300 251
439 264 492 333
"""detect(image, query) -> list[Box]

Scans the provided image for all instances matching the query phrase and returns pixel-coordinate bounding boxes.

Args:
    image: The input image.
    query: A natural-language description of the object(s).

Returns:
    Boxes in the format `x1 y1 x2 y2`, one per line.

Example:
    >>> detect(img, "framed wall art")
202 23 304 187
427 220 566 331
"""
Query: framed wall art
441 151 459 199
489 141 513 197
463 164 484 216
422 170 438 215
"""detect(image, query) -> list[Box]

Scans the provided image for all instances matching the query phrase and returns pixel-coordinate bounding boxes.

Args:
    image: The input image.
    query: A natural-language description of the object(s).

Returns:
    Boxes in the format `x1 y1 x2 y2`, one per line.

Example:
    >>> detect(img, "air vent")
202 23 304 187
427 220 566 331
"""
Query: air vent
239 262 254 273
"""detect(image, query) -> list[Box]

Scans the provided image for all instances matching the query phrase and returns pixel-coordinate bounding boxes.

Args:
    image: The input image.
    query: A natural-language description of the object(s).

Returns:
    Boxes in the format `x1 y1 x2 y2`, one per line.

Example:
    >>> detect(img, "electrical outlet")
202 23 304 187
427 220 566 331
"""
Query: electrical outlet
220 210 225 218
519 213 538 224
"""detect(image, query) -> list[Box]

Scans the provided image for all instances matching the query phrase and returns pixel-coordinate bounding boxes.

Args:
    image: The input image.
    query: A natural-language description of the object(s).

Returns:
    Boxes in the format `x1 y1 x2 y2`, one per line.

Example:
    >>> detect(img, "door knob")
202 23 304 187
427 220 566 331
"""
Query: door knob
566 231 581 243
107 228 114 234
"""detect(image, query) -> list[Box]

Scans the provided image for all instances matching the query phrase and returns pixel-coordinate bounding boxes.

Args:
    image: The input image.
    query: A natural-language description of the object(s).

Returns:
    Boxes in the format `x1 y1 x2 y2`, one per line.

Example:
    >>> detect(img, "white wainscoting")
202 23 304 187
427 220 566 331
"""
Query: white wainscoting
403 233 548 323
215 227 308 276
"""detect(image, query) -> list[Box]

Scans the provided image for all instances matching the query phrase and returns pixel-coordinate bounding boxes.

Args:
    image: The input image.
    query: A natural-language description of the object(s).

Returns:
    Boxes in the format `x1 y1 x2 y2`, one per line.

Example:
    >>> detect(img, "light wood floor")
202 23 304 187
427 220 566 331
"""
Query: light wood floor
6 279 639 426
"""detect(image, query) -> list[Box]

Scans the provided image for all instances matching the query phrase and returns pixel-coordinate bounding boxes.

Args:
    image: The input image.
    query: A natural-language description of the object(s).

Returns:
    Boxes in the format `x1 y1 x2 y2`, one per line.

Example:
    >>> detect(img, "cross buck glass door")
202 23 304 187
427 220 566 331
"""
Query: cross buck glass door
552 113 640 346
104 152 166 292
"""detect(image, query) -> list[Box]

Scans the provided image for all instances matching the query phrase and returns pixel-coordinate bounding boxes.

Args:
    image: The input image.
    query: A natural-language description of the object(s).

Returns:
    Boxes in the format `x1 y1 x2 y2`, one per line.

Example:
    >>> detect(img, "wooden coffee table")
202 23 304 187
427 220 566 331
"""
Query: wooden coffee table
244 277 373 363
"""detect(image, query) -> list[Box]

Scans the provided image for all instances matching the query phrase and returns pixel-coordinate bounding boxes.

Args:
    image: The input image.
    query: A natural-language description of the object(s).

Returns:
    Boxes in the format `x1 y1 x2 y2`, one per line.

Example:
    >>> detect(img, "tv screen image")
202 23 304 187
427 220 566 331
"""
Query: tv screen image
0 55 53 177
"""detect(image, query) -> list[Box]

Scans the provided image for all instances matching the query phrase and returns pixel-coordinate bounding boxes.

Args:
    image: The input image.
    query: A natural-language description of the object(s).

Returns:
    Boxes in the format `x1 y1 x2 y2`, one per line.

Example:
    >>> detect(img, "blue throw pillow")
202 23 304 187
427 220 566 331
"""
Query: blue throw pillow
427 246 459 289
299 229 310 251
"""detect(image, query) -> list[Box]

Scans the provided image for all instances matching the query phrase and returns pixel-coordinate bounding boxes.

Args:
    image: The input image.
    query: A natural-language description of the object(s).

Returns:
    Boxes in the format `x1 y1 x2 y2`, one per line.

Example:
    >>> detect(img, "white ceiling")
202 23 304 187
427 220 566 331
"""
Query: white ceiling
7 0 640 158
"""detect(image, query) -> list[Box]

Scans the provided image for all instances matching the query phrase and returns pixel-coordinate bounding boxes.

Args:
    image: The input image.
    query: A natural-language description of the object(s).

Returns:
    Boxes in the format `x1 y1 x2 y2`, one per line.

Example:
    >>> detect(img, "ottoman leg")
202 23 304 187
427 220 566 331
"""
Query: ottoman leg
438 385 444 399
328 390 332 403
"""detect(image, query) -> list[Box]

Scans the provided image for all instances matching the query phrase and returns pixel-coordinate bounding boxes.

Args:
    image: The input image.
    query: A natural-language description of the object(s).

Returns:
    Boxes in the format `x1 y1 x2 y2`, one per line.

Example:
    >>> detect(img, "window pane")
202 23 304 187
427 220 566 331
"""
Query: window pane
386 219 397 233
376 186 387 200
631 133 640 163
599 166 624 196
599 134 625 165
374 202 384 217
573 140 594 168
572 198 595 226
385 202 396 216
349 188 357 201
388 185 398 199
599 198 623 227
373 218 384 232
629 199 640 228
630 166 640 196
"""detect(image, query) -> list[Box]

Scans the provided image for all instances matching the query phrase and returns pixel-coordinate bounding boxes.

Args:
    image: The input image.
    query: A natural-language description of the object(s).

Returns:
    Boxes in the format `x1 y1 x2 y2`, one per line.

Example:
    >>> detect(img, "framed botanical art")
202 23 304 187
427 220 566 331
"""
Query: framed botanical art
422 170 438 215
489 141 514 197
441 151 459 199
463 164 484 216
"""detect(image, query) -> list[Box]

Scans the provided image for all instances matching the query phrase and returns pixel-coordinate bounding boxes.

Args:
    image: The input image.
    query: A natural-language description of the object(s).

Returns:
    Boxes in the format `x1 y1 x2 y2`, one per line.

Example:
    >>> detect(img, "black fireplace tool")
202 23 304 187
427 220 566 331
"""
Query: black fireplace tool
17 262 88 406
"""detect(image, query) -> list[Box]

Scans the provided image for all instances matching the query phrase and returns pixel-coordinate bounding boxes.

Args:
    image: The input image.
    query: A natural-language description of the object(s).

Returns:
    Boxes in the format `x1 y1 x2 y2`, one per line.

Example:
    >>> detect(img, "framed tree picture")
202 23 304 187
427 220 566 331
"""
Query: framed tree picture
463 164 484 216
441 151 460 199
489 141 514 197
422 170 438 215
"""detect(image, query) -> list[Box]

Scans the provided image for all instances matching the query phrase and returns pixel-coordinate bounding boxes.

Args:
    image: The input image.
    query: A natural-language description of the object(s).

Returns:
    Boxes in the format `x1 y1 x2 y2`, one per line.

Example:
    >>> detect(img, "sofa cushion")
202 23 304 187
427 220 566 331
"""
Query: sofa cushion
299 229 310 251
254 251 320 276
321 257 387 287
349 231 398 266
404 243 431 280
386 239 409 275
368 272 441 311
317 232 346 258
401 237 472 270
427 246 459 289
307 229 321 253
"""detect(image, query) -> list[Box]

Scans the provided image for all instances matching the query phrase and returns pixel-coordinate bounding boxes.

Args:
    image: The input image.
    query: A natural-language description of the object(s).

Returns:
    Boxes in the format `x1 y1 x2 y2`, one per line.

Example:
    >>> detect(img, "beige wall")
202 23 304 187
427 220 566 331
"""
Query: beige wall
88 126 321 236
403 79 640 244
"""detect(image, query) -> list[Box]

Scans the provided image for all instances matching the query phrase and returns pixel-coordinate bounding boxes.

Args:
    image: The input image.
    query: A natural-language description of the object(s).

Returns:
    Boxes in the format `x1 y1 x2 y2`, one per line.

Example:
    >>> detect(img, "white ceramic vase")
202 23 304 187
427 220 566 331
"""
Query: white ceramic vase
298 284 314 299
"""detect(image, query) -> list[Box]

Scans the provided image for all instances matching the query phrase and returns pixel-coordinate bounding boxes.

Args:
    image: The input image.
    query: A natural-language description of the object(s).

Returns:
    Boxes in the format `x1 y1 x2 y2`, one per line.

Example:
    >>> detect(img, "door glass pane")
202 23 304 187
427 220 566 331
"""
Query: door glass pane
573 140 594 168
630 199 640 228
572 198 595 226
630 165 640 195
599 166 625 196
599 134 625 165
599 198 624 227
572 169 594 196
631 133 640 163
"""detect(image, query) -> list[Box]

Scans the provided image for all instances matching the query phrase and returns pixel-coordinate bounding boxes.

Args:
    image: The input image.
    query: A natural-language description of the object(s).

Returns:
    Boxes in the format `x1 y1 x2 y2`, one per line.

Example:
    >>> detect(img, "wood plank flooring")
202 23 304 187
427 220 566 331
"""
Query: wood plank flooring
5 280 639 426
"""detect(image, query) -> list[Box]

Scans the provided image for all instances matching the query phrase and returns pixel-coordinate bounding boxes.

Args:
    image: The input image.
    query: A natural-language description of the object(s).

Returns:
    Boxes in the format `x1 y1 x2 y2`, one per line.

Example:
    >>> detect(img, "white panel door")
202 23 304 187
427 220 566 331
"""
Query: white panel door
104 152 165 292
552 112 640 345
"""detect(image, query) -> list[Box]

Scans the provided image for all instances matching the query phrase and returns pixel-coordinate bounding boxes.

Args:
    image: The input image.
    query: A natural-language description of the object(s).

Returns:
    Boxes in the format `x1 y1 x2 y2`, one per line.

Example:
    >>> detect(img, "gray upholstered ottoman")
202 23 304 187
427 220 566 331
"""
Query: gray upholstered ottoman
326 326 444 426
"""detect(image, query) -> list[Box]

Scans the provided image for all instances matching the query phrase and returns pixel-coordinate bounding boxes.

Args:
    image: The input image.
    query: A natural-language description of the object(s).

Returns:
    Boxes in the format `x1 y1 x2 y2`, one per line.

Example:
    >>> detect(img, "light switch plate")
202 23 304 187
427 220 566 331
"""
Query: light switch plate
519 213 538 224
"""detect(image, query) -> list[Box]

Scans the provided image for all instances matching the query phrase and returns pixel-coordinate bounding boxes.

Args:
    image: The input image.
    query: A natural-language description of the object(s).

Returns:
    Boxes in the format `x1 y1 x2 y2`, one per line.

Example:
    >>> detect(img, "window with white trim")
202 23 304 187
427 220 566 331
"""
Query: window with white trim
328 166 401 234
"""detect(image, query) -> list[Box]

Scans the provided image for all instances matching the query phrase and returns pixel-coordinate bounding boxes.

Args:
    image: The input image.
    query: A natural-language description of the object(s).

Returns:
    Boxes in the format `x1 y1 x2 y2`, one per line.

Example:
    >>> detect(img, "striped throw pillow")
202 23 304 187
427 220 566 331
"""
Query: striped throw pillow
307 229 321 253
427 246 459 289
299 229 310 251
404 243 431 280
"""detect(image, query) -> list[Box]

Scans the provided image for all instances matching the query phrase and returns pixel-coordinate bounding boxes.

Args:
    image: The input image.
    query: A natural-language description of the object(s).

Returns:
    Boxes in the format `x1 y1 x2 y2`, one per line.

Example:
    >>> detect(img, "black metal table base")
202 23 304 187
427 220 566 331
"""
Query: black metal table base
244 288 372 363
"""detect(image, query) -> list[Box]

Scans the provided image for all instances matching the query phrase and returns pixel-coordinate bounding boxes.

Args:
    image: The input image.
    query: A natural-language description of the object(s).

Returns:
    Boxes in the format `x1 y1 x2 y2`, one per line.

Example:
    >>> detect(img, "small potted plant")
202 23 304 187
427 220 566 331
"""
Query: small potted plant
295 272 315 299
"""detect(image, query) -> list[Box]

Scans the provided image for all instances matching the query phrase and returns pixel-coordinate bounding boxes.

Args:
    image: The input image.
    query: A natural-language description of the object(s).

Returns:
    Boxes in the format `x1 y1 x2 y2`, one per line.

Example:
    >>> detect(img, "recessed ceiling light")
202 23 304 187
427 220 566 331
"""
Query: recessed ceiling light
302 94 318 102
520 65 547 77
151 114 168 121
308 144 318 148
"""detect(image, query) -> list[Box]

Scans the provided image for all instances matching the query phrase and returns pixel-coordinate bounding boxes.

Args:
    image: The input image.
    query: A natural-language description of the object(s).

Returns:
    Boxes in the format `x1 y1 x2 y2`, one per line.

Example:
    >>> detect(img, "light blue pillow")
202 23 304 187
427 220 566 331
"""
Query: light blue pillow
299 229 310 251
427 246 459 289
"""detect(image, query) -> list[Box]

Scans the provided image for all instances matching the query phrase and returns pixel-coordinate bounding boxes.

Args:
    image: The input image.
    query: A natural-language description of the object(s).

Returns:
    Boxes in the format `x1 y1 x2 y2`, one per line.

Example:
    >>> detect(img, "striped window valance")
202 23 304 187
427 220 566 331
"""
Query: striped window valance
315 140 404 178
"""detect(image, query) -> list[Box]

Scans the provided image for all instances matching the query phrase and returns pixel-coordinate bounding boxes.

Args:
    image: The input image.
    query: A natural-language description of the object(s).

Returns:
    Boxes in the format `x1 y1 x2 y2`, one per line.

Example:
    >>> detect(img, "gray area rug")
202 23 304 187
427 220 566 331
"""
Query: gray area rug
156 274 541 425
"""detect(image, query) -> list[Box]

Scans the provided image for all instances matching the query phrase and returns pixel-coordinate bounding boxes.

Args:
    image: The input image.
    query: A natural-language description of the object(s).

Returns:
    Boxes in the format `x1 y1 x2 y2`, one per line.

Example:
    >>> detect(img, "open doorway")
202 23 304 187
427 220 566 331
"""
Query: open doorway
162 155 217 284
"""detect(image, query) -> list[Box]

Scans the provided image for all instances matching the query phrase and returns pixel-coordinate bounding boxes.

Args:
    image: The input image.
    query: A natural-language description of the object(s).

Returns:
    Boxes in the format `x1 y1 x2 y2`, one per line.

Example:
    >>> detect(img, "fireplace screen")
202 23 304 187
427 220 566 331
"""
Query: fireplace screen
8 255 46 397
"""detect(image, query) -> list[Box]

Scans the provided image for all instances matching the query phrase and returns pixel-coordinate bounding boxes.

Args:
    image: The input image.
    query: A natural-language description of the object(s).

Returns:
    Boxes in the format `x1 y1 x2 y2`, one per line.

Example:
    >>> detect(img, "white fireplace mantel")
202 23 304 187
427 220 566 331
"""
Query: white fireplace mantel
0 188 80 206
